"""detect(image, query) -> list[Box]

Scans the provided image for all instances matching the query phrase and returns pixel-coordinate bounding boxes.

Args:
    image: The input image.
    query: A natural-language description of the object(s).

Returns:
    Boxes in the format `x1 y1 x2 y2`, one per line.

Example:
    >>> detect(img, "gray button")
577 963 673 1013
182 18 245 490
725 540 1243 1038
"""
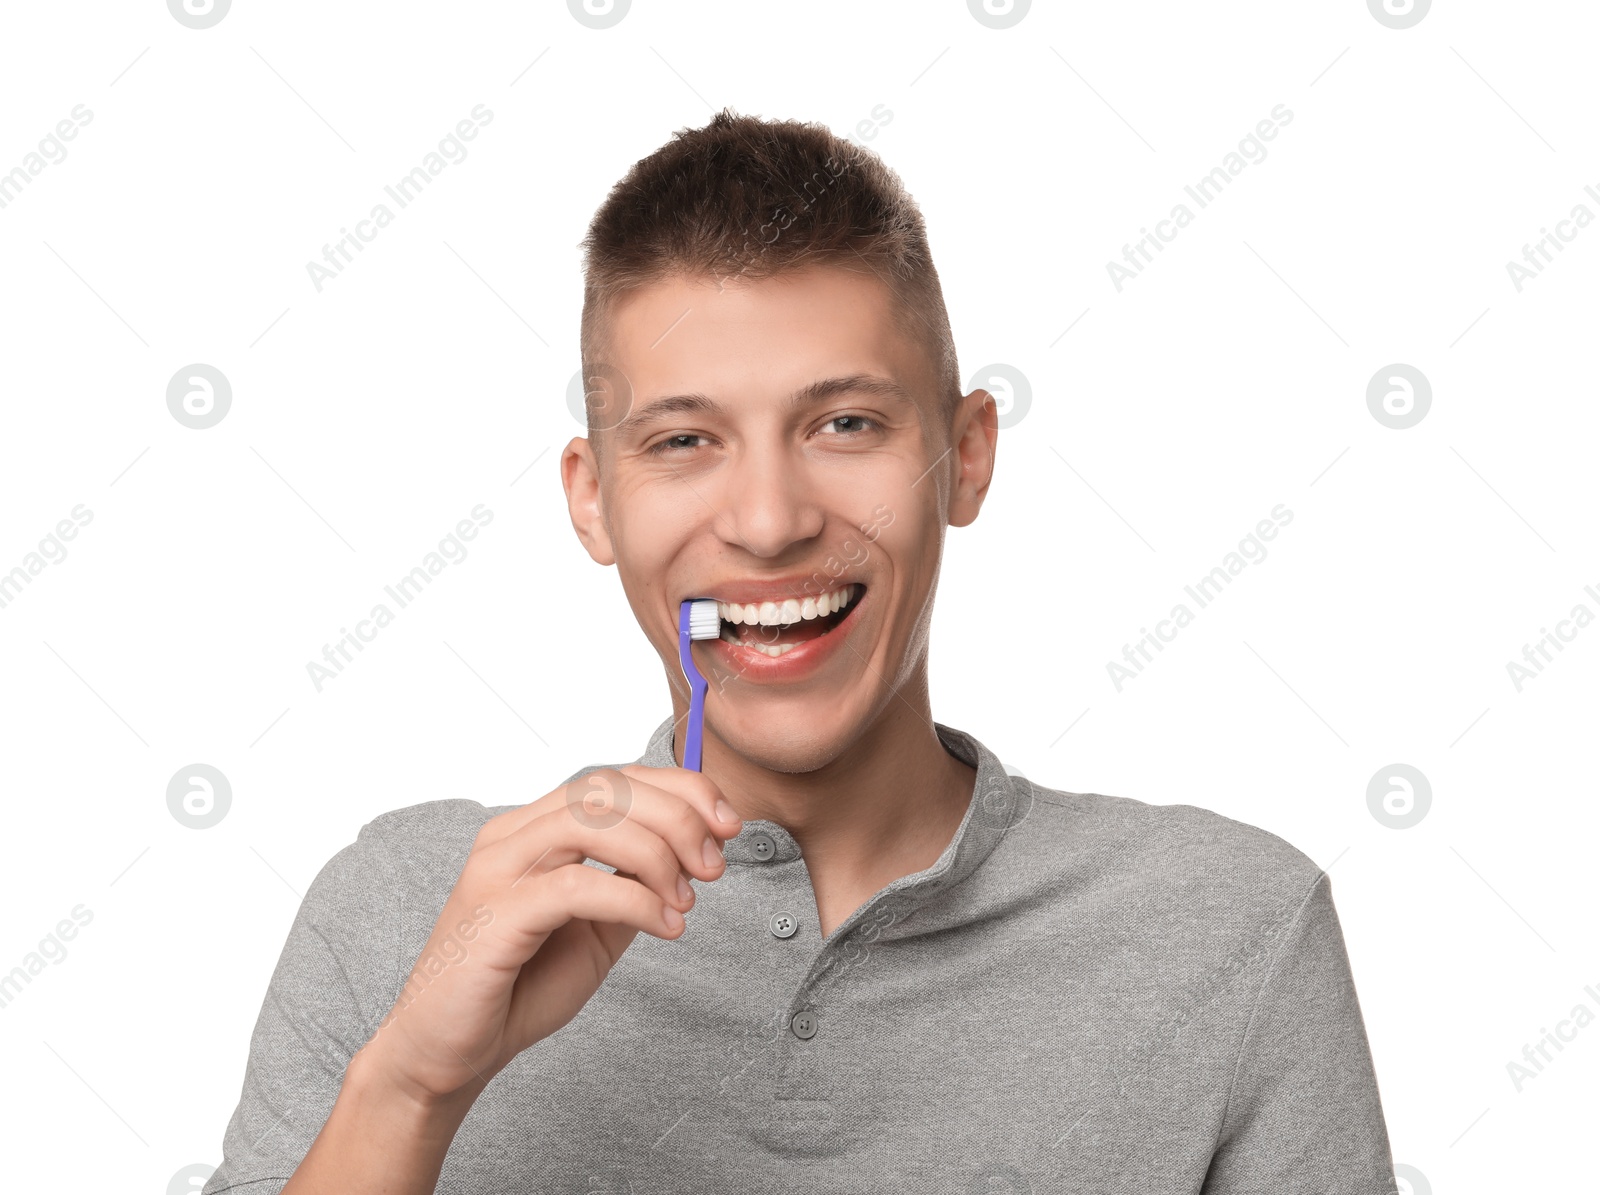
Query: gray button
748 831 776 861
769 911 798 939
790 1010 817 1039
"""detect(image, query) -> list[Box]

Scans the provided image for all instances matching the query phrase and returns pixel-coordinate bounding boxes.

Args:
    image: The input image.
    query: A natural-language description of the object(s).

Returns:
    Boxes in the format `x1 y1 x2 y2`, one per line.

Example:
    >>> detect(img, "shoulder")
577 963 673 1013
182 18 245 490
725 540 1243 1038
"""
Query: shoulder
361 795 508 842
1039 783 1318 877
293 799 515 962
313 768 634 906
294 798 504 919
1013 777 1329 925
347 797 508 880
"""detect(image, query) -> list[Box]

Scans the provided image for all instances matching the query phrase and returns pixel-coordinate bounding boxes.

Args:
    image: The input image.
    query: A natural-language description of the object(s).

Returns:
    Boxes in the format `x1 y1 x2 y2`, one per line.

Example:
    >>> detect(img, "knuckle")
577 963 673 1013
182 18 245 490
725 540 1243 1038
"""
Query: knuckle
472 811 511 849
675 803 704 844
668 799 705 836
547 864 584 902
679 770 717 800
462 836 503 877
642 835 677 874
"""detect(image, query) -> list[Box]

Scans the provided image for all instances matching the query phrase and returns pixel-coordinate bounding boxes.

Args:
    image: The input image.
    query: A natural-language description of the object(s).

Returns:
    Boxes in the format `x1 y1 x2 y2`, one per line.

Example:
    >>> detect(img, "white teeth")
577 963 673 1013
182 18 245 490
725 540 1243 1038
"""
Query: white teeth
714 583 859 629
719 623 800 656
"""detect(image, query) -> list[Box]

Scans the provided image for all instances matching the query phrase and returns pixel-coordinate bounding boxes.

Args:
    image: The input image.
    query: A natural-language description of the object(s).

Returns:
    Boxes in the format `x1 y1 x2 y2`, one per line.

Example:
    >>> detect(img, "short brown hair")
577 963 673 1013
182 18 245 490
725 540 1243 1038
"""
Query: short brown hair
578 107 961 446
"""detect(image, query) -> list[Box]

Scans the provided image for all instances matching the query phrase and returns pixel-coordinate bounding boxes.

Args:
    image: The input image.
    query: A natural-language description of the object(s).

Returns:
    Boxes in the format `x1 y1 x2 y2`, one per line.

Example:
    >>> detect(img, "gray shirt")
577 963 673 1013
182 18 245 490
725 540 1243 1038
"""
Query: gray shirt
205 716 1395 1194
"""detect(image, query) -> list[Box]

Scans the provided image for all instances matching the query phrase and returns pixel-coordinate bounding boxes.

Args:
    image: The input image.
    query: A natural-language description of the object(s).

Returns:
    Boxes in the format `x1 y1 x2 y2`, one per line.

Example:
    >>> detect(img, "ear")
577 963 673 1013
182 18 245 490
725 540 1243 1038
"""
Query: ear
561 436 616 565
947 389 999 528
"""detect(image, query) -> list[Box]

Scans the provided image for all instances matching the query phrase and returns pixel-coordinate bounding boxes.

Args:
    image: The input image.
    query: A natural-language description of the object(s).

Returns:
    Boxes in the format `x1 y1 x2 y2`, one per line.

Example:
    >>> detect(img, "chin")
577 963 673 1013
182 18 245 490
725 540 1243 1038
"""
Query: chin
710 708 859 774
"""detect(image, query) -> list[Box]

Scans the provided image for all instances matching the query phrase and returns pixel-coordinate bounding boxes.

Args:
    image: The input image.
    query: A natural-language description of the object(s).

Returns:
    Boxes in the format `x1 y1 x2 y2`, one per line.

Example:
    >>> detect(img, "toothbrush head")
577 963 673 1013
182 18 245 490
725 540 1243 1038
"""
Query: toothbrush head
682 598 720 641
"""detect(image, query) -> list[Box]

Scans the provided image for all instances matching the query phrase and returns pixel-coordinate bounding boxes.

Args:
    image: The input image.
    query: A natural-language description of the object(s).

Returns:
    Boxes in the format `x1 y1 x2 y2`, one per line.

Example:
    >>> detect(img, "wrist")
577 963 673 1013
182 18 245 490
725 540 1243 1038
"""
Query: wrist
344 1039 485 1137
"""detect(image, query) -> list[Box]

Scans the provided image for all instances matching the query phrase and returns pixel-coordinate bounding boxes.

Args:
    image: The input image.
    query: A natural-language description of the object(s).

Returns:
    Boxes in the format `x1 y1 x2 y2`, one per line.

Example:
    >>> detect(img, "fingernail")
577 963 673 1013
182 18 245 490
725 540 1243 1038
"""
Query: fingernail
715 799 740 825
676 874 692 903
703 838 723 869
663 906 684 931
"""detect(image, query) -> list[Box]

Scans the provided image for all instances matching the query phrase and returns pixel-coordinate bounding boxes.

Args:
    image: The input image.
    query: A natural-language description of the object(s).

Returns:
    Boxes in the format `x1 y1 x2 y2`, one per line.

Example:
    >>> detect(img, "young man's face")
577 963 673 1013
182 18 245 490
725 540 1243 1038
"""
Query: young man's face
563 265 995 774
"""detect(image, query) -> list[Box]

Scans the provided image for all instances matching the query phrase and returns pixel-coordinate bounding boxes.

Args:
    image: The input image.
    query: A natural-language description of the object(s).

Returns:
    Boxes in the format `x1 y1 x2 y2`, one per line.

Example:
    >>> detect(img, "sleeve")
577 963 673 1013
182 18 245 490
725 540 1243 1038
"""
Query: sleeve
202 823 402 1195
1201 871 1397 1195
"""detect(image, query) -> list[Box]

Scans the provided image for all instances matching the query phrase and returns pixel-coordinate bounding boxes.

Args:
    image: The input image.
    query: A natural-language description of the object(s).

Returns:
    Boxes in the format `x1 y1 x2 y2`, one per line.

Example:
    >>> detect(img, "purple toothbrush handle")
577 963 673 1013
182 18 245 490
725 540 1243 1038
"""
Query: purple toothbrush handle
678 600 708 771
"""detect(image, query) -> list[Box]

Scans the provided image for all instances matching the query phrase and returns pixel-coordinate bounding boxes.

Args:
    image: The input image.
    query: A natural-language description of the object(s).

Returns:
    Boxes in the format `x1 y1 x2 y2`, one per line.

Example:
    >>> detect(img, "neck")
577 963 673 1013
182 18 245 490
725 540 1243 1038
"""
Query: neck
669 665 977 920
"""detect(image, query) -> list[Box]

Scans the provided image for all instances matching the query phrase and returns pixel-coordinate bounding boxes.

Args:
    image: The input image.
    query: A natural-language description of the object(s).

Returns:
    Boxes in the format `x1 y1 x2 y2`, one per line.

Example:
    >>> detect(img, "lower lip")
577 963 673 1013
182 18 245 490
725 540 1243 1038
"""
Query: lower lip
701 591 867 684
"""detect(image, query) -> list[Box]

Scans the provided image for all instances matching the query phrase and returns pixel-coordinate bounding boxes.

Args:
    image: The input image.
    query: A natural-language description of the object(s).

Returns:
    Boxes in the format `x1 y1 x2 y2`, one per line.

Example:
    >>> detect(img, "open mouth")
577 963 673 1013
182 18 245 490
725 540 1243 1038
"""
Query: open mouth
714 583 864 658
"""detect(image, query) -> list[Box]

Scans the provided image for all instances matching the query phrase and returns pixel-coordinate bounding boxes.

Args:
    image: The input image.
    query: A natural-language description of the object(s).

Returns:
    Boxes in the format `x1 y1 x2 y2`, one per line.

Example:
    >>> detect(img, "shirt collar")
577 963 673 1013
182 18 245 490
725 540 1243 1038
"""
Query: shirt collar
634 714 1024 895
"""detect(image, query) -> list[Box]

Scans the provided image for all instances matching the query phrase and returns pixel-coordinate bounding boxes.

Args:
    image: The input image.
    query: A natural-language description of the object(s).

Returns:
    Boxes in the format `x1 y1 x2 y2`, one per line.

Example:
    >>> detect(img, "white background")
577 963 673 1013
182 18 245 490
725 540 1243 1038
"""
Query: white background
1 1 1595 1191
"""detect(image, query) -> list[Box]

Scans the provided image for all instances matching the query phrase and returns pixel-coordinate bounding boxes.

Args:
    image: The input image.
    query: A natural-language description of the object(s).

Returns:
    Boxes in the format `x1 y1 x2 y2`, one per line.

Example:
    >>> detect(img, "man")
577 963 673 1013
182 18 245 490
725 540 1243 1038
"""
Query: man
205 109 1396 1194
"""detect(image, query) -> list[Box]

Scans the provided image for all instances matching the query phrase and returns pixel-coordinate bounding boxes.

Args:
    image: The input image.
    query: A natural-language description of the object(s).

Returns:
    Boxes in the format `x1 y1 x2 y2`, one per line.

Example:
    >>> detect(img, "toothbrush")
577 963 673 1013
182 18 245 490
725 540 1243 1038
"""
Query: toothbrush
677 598 721 771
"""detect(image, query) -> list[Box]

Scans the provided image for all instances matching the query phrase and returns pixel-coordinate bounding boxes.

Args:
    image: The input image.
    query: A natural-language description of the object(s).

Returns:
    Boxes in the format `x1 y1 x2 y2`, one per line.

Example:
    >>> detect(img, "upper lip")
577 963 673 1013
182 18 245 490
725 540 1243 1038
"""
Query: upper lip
687 574 867 605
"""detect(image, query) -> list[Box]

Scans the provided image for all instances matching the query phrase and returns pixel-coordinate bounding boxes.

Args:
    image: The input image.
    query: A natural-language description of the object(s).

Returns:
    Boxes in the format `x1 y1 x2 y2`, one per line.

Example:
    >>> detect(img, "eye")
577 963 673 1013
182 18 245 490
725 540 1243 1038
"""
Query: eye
647 433 706 457
817 414 879 437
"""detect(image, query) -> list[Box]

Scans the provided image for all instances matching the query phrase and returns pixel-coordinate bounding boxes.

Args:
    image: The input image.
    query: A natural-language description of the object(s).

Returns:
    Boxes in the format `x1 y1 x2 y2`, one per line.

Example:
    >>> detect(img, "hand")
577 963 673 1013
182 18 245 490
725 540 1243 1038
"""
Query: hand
355 765 741 1106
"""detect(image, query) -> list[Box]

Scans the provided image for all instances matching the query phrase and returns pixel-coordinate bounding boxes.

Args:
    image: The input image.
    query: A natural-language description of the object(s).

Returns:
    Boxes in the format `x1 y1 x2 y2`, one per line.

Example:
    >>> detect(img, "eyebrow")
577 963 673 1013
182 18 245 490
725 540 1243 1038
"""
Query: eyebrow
613 374 914 439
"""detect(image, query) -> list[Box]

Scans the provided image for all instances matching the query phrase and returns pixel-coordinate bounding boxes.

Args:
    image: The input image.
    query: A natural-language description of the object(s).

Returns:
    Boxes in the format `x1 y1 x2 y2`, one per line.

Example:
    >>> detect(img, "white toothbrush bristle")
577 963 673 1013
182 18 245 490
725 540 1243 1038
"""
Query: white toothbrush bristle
687 599 721 640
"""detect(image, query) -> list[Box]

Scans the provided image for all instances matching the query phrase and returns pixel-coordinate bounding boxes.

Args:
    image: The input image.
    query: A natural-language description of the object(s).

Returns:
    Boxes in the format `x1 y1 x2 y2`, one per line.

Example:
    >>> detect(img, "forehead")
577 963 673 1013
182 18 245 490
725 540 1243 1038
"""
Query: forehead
601 265 930 405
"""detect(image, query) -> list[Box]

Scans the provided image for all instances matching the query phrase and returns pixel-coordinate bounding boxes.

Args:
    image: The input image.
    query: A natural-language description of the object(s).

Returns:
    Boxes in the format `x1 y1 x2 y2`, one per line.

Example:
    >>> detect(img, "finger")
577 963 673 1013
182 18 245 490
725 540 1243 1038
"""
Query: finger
500 861 688 941
592 773 736 881
616 764 743 840
477 770 737 888
501 915 651 1046
479 804 705 914
474 764 736 851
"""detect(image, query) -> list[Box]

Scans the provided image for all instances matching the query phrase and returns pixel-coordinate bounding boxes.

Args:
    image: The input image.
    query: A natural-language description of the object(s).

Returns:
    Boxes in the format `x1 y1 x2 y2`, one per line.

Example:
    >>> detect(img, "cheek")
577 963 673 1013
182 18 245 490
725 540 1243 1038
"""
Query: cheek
606 483 707 625
613 537 674 606
860 495 940 604
862 484 930 553
608 475 686 562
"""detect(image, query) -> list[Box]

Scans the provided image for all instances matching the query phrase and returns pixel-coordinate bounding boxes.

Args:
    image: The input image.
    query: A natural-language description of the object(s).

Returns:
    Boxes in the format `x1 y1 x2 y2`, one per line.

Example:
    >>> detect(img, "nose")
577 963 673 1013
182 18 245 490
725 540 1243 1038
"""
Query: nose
711 438 826 559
